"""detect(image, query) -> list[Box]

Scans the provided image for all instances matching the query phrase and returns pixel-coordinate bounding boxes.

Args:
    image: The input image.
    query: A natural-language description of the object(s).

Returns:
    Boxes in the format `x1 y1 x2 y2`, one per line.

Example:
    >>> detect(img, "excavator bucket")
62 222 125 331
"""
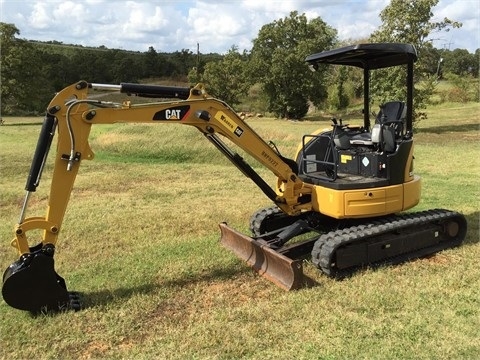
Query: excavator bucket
219 223 306 290
2 247 77 313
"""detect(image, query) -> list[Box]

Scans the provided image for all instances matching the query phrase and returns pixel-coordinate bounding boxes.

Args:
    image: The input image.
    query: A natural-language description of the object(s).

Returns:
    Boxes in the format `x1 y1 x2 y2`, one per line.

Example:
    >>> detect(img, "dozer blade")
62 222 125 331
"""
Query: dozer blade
219 223 305 290
2 247 78 313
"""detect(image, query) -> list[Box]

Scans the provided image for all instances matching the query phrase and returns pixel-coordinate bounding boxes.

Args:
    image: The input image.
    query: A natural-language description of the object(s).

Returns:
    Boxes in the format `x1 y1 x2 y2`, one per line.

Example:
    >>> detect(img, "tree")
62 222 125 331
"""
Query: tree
198 46 249 106
369 0 462 123
1 23 24 114
249 11 336 119
113 52 139 83
441 48 478 76
144 46 161 78
1 22 54 115
169 49 196 77
325 65 352 110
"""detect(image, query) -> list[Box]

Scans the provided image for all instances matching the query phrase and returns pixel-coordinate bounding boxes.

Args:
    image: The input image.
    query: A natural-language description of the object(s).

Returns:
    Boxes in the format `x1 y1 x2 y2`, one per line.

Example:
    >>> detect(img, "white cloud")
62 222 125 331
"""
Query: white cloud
430 0 479 50
434 0 477 22
242 0 296 14
28 2 51 29
1 0 477 53
337 20 377 42
123 2 169 33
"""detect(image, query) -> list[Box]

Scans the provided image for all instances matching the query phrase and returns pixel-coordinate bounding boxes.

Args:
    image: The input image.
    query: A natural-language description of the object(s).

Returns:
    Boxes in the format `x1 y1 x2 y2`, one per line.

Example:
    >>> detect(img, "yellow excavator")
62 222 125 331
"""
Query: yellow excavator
2 43 467 313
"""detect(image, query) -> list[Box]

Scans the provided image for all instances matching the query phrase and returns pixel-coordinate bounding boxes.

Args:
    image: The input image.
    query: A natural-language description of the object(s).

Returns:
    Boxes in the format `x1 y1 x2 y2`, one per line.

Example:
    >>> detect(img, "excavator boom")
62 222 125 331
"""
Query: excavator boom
2 81 313 313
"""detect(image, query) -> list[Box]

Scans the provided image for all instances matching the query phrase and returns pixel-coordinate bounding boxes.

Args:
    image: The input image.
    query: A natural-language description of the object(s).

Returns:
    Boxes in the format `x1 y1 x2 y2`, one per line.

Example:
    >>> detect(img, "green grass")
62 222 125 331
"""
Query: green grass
1 103 479 359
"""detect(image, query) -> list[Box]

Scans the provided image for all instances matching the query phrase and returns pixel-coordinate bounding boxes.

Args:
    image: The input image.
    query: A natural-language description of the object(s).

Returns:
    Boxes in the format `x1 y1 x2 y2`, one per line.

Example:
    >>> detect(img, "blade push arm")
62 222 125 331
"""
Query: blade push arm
11 81 312 255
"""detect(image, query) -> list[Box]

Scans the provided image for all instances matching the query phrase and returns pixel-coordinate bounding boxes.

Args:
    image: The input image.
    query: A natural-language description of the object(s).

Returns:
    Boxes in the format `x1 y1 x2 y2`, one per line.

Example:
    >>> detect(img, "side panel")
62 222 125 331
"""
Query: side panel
312 184 406 219
386 185 404 213
345 189 386 216
403 175 421 211
312 185 345 219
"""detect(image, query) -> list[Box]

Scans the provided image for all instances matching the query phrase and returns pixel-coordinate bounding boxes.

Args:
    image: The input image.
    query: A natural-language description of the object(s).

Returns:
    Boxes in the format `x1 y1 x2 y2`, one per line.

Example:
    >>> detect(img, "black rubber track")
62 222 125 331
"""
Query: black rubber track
311 208 467 278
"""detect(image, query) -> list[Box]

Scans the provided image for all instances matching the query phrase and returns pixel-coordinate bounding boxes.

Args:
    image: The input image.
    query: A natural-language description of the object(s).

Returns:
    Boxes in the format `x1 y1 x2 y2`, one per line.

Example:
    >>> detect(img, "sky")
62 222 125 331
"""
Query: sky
1 0 479 54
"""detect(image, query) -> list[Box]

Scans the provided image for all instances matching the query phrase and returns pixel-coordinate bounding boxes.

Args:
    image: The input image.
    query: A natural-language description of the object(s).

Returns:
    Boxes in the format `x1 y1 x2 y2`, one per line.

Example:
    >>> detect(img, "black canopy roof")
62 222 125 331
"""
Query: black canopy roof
305 43 417 69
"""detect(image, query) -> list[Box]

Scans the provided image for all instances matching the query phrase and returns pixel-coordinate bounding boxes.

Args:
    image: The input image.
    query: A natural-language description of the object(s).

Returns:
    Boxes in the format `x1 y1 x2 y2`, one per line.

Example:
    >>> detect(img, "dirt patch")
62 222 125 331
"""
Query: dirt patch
412 252 461 266
145 271 274 328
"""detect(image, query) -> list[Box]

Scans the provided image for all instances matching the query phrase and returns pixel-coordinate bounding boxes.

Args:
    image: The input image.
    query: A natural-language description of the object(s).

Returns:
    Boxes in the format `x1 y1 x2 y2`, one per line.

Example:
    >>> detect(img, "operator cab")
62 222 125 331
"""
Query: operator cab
297 43 417 190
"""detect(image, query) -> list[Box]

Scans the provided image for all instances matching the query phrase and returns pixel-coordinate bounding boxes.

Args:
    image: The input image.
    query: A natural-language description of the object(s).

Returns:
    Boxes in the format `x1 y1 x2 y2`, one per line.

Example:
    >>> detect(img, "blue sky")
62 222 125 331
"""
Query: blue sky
1 0 478 53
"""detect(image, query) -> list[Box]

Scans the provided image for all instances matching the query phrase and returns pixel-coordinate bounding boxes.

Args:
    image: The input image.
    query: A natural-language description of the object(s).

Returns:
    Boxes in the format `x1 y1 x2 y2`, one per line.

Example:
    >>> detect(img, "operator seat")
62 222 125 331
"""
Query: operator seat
376 101 406 138
349 124 396 152
349 101 406 152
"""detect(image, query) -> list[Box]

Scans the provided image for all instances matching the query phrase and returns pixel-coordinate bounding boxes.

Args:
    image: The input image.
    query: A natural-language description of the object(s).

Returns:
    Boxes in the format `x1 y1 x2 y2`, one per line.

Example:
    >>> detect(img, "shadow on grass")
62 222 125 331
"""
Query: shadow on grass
78 265 249 310
464 211 479 245
417 123 479 134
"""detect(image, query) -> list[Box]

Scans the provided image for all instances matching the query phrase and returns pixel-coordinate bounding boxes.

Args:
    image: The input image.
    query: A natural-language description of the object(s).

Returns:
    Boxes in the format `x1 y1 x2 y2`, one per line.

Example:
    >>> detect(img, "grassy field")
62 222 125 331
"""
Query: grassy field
1 102 479 359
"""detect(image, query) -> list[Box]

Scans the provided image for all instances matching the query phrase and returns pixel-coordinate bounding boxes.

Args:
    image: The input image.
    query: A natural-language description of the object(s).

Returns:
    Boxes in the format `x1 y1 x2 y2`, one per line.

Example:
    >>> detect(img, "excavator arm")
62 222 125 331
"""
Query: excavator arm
3 81 313 313
13 81 313 253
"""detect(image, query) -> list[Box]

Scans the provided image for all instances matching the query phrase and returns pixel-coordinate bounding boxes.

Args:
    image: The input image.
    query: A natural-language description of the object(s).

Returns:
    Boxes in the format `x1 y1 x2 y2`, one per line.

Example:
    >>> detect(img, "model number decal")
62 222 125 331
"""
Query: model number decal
153 105 190 120
261 150 279 167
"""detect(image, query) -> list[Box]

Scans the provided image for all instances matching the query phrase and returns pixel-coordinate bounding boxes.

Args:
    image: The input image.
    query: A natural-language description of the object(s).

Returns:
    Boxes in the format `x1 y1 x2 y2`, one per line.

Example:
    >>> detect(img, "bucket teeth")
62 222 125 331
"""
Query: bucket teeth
219 223 306 290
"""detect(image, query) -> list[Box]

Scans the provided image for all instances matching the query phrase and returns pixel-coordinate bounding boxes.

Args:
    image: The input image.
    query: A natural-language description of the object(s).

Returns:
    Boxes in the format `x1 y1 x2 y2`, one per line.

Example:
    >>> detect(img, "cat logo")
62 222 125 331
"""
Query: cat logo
234 126 244 137
153 105 190 121
166 109 182 119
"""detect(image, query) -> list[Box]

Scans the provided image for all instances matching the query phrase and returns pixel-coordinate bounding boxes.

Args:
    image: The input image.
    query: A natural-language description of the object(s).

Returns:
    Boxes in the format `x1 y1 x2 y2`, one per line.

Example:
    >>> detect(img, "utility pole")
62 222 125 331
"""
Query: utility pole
196 42 200 74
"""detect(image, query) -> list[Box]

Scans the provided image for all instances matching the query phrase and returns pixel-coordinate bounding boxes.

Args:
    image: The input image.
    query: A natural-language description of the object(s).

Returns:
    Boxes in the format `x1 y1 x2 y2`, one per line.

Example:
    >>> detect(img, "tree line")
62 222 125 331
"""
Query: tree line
1 22 222 115
1 0 478 119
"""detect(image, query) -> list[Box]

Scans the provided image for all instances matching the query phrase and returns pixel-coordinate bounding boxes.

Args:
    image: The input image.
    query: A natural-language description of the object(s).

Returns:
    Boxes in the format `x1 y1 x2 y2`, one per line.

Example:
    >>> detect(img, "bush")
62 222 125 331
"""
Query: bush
439 73 479 103
440 87 470 103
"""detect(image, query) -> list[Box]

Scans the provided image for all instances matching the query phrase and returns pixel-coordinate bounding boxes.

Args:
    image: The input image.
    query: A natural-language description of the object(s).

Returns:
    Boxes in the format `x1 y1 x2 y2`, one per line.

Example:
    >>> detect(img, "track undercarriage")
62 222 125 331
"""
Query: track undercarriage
220 206 467 289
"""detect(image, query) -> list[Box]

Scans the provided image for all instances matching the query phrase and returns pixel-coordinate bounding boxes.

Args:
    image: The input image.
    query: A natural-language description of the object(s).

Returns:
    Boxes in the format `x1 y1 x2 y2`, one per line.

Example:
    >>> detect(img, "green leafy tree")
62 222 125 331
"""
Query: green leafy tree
441 48 478 76
113 52 139 83
326 65 351 110
199 46 249 106
1 22 54 115
249 11 336 119
369 0 462 123
187 66 201 84
144 46 162 78
1 23 25 114
169 49 196 77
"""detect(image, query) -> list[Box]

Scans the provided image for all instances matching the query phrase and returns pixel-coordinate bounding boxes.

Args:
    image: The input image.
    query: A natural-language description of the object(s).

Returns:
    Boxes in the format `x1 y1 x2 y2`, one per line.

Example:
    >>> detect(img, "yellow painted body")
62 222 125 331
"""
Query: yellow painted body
290 126 421 219
310 175 421 219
